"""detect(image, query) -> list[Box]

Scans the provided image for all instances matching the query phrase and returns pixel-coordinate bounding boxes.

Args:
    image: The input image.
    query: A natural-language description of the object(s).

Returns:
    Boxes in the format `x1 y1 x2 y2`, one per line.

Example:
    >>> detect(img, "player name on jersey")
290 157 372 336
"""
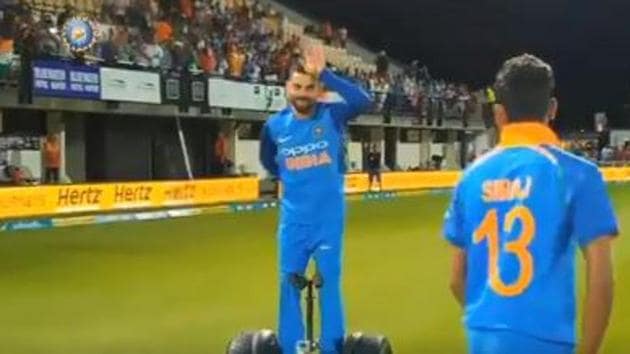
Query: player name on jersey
285 151 332 171
482 176 532 203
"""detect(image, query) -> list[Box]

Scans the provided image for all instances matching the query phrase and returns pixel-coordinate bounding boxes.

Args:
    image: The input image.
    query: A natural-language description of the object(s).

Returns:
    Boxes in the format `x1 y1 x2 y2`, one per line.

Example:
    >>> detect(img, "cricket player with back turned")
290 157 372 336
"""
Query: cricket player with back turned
259 45 373 354
444 54 618 354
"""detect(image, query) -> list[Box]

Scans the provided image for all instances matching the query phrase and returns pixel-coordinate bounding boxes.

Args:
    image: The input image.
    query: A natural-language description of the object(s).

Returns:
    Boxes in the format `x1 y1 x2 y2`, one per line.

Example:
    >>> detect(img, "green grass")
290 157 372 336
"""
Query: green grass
0 186 628 354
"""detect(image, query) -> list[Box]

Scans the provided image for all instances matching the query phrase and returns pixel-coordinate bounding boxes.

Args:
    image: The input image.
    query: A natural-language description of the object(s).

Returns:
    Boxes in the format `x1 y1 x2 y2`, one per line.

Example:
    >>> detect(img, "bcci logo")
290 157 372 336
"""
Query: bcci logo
314 126 324 138
62 17 97 54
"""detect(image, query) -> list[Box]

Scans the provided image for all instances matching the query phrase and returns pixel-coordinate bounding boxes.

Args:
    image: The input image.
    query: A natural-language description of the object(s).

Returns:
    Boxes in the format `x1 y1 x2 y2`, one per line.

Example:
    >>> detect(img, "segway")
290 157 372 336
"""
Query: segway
227 271 393 354
226 329 281 354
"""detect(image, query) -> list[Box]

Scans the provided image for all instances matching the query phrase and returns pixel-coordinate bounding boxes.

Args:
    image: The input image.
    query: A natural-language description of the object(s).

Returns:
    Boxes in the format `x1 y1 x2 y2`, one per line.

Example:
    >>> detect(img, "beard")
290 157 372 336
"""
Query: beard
290 97 317 115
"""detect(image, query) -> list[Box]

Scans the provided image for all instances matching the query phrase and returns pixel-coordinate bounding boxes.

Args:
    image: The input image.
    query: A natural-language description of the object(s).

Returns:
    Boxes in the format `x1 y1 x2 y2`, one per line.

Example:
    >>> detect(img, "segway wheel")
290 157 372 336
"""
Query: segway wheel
343 332 393 354
226 329 281 354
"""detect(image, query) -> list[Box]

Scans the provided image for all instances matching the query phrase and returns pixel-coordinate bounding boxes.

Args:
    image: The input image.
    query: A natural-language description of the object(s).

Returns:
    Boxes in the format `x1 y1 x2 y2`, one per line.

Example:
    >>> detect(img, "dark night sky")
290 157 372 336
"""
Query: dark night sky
278 0 630 131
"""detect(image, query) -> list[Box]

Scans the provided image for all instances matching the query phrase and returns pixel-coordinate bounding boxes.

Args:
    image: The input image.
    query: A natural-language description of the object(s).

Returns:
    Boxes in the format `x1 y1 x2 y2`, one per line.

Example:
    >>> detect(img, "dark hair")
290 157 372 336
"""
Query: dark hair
289 61 307 75
494 54 555 122
288 62 319 81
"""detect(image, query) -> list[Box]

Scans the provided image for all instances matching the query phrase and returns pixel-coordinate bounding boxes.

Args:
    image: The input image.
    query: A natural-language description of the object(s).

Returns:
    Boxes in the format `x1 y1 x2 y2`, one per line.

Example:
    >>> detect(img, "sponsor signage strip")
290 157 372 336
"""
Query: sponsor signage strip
100 67 161 104
345 167 630 194
207 78 286 111
0 178 259 220
0 167 626 221
32 60 100 99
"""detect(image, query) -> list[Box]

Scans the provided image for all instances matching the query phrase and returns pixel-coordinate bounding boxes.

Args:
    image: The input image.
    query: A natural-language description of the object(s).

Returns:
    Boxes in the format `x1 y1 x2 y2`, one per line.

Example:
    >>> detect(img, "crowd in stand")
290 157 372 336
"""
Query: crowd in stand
0 0 474 124
303 20 348 49
565 139 630 164
2 0 307 83
359 53 475 125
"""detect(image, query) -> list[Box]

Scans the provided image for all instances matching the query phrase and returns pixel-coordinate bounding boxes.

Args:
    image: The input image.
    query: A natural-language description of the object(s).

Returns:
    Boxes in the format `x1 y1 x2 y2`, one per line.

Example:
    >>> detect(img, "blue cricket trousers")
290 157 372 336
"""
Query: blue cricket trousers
277 221 345 354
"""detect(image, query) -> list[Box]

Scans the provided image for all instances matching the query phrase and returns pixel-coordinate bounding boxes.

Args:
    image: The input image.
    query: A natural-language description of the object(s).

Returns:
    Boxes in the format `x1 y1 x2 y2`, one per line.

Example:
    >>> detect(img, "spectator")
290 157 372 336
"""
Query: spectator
127 1 149 31
431 154 444 170
7 165 26 185
155 17 174 44
433 81 447 126
112 0 130 25
56 4 74 31
622 141 630 161
149 0 160 21
376 50 389 77
601 145 615 162
274 47 291 82
385 74 406 116
160 41 174 69
321 20 333 45
112 26 135 62
217 56 229 76
180 0 194 19
42 133 61 184
0 0 19 10
366 144 382 192
97 28 118 63
373 76 390 113
412 81 428 121
227 43 246 78
197 41 217 73
35 14 61 57
483 85 496 127
444 83 457 114
0 18 13 79
171 41 193 71
102 0 114 22
367 71 376 91
408 60 420 81
245 54 262 82
403 75 416 99
214 131 229 175
338 26 348 48
458 84 472 127
253 1 266 19
418 65 431 81
137 31 164 67
14 11 35 102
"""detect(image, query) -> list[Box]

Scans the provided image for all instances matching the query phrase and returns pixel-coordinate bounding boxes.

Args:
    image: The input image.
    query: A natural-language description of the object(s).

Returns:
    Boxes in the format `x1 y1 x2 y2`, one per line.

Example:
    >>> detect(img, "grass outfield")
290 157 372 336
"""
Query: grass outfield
0 186 628 354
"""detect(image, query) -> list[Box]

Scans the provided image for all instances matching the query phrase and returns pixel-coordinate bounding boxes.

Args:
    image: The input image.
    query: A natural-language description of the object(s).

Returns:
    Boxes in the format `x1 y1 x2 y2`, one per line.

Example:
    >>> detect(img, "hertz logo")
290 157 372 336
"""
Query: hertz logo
57 187 103 206
114 185 153 204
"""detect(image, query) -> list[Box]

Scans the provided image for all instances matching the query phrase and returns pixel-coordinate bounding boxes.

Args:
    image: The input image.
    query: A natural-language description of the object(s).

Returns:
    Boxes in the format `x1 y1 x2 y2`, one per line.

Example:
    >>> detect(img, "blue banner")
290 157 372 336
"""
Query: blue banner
0 219 53 232
32 60 100 99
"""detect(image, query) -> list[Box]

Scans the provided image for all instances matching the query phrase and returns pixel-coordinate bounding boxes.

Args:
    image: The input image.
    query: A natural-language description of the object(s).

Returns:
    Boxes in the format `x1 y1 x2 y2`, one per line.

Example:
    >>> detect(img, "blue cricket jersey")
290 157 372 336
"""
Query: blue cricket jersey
260 69 372 224
444 123 619 345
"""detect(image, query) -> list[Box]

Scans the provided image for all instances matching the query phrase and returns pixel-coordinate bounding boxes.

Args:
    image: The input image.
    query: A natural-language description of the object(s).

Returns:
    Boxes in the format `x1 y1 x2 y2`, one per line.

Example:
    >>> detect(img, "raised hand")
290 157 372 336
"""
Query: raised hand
303 45 326 77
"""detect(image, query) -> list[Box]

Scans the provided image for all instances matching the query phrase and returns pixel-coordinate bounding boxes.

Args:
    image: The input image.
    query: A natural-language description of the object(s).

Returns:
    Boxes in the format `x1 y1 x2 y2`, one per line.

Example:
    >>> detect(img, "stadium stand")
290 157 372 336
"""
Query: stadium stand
0 0 624 187
0 0 476 124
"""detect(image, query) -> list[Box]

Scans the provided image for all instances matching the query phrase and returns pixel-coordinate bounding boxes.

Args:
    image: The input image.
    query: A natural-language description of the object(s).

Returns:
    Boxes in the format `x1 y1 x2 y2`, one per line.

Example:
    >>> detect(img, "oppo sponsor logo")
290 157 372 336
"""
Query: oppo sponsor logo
281 141 329 157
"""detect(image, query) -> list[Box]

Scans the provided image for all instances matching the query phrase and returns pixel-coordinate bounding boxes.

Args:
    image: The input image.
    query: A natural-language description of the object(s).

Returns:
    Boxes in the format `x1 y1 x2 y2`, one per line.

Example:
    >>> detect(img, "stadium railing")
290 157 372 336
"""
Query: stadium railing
9 54 479 127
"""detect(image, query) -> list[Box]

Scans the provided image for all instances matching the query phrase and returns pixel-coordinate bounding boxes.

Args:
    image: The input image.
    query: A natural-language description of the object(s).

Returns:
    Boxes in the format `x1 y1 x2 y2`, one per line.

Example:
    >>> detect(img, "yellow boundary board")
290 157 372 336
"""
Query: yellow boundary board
0 167 628 220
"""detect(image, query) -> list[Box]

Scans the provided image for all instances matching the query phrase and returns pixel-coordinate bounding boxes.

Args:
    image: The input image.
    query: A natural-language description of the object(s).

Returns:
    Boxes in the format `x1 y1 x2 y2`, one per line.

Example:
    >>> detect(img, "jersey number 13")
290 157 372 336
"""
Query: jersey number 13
473 206 536 297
